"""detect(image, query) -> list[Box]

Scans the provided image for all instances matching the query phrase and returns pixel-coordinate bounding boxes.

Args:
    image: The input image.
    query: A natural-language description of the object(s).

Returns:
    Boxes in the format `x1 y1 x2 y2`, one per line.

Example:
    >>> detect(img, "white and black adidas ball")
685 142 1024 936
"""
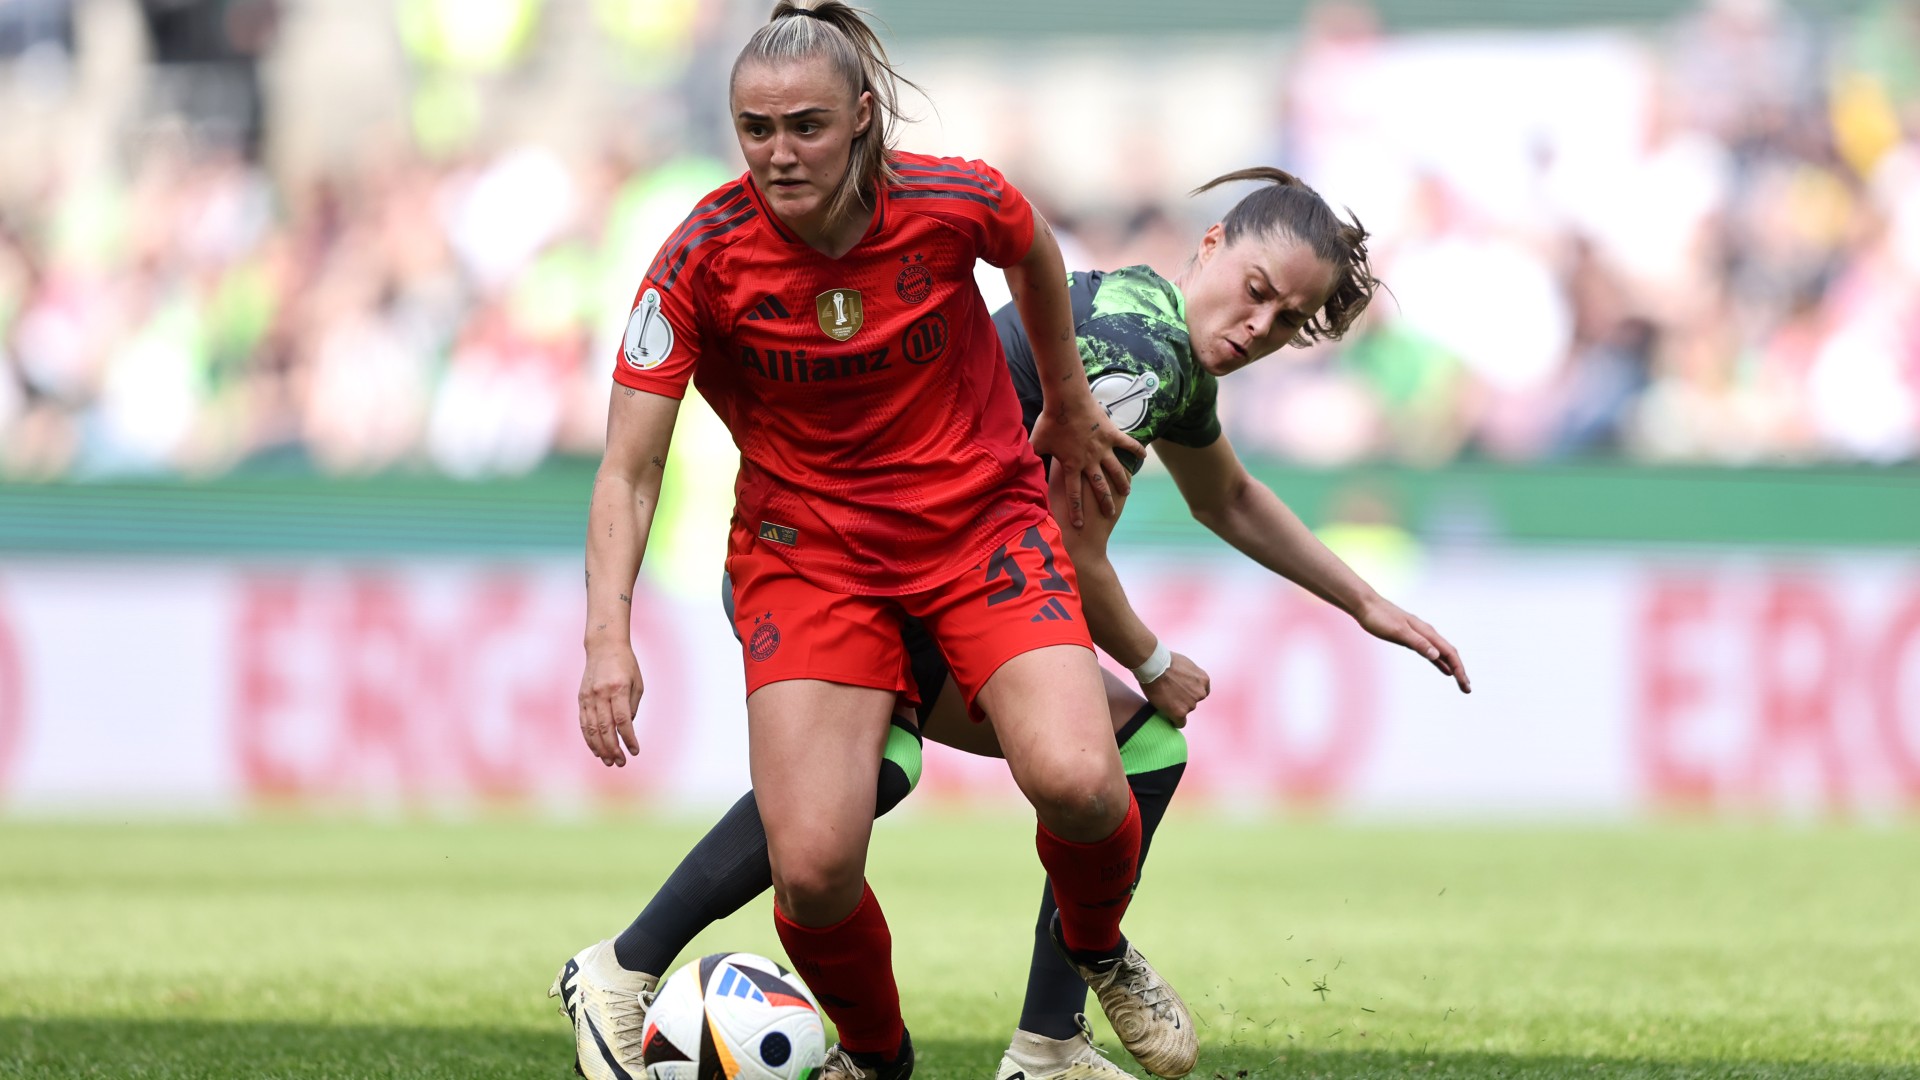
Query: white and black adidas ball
642 952 826 1080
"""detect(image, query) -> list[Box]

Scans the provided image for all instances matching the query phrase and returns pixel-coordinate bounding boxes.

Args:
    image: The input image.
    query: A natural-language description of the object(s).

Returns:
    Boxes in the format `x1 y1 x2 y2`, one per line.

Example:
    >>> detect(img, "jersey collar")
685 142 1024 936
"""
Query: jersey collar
743 170 891 254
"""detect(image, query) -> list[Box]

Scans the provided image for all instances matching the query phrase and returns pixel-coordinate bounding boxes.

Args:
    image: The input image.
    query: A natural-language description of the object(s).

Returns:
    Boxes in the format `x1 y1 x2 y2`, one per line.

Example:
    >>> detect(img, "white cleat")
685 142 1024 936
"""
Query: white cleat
549 939 658 1080
818 1030 916 1080
1048 916 1196 1079
994 1015 1138 1080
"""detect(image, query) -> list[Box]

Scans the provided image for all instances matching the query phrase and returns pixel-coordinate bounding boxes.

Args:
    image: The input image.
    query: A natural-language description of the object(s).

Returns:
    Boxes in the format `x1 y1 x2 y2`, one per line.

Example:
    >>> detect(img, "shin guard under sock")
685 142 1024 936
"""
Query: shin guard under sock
1020 708 1187 1038
1036 793 1141 957
613 721 923 977
774 883 905 1056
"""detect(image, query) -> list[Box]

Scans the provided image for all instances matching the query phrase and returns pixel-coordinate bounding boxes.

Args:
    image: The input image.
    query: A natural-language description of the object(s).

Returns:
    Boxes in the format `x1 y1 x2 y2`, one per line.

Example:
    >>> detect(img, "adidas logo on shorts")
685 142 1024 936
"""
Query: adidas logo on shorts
1029 598 1074 623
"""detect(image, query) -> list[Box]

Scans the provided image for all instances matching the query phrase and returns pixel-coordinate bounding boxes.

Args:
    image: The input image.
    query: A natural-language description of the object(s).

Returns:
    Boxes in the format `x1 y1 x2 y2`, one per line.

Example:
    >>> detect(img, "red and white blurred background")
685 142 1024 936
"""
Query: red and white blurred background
1 0 1916 818
4 550 1917 816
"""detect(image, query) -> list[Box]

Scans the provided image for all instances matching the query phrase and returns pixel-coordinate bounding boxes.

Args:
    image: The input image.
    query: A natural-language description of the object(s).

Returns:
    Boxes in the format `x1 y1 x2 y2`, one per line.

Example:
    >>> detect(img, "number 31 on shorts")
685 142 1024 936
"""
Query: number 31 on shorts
984 525 1075 606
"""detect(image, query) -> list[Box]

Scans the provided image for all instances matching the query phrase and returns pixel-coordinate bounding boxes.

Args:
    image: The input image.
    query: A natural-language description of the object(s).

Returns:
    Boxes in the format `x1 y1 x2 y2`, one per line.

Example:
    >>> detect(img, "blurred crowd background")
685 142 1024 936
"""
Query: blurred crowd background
1 0 1917 482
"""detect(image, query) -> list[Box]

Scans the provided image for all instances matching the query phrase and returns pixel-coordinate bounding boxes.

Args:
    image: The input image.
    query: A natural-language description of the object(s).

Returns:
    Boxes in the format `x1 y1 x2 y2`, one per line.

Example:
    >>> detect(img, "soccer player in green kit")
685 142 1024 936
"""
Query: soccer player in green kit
556 166 1471 1080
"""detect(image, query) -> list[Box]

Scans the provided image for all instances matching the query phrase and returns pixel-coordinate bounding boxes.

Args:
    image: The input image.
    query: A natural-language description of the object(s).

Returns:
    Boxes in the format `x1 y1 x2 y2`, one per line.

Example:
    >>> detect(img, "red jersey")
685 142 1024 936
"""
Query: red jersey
612 152 1051 596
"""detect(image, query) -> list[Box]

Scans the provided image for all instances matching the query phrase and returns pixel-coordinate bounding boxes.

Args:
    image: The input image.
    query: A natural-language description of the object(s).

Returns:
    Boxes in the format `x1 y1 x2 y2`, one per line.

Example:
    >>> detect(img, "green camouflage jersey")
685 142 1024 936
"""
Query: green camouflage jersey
994 265 1222 475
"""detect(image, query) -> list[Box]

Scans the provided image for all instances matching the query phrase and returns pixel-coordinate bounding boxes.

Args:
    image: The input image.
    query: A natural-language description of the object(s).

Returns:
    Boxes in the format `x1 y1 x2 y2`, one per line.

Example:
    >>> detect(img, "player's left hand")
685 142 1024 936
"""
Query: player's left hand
1032 398 1143 528
1142 651 1211 726
579 641 646 766
1355 596 1471 693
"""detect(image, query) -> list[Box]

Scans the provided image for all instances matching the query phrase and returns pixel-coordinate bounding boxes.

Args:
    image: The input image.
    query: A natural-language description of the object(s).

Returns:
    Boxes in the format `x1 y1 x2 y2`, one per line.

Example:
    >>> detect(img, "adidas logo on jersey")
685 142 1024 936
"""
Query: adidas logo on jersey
744 294 792 321
1029 598 1074 623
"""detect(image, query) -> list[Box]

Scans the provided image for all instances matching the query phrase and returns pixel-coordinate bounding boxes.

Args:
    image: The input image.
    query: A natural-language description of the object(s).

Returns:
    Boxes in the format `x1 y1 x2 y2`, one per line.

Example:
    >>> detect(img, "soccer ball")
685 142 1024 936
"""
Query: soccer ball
642 952 826 1080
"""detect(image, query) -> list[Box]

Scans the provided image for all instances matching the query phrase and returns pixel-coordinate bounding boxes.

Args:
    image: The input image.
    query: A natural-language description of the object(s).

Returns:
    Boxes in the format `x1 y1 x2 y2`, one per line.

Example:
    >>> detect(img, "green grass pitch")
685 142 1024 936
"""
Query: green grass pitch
2 815 1917 1079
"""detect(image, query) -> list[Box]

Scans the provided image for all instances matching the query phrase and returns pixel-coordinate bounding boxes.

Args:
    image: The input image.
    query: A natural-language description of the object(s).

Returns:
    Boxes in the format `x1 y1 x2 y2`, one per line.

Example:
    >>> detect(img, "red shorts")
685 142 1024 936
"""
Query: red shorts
726 517 1093 709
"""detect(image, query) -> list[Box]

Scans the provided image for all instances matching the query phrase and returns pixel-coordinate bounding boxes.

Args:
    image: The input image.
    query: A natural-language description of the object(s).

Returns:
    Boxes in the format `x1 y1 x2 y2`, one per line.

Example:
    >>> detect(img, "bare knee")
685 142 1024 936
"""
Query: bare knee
1028 755 1128 841
770 845 867 925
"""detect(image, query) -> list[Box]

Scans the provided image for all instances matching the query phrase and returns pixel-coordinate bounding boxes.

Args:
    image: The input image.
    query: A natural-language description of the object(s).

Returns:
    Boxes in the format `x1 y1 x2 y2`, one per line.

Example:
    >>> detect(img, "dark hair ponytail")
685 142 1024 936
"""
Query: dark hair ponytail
1191 167 1379 345
734 2 920 228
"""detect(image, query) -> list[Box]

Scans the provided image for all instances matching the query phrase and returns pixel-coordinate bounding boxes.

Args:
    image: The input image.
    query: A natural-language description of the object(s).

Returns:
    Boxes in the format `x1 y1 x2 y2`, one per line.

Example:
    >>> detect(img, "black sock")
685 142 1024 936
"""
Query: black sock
612 790 771 976
1018 708 1186 1040
612 723 923 977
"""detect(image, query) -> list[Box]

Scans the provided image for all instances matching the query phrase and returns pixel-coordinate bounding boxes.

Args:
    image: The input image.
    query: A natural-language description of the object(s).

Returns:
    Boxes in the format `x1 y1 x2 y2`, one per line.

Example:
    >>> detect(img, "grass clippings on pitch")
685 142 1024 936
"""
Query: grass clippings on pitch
1 816 1917 1079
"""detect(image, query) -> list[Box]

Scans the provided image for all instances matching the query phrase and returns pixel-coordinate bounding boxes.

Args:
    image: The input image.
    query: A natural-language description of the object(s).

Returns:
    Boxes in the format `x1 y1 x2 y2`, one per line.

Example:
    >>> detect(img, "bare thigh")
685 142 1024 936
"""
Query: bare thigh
974 645 1129 841
922 666 1146 759
748 678 897 925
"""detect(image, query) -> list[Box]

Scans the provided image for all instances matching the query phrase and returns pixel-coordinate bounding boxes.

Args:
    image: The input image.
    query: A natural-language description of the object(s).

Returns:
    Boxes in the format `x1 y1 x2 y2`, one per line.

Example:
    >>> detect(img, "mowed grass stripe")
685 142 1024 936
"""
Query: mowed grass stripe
1 818 1916 1079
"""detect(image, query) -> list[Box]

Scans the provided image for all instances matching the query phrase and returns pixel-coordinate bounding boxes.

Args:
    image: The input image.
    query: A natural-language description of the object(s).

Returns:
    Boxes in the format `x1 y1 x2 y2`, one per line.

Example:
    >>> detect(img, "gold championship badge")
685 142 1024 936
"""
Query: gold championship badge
815 288 863 342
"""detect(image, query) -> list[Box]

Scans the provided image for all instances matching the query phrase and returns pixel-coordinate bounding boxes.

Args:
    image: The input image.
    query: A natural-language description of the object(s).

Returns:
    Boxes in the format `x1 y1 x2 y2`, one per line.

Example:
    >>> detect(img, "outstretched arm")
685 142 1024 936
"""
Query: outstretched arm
580 386 684 766
1156 435 1470 693
1047 466 1211 723
1005 213 1144 528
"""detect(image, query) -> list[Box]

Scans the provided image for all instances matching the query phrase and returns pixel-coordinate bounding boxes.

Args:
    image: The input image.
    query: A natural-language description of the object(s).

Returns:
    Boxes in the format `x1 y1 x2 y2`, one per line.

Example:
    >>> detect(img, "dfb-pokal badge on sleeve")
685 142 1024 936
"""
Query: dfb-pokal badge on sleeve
623 288 673 370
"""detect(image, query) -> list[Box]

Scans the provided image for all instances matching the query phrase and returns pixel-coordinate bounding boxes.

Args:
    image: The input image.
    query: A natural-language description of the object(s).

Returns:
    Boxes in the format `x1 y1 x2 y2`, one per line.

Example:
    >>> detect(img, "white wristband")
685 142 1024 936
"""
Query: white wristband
1130 640 1173 684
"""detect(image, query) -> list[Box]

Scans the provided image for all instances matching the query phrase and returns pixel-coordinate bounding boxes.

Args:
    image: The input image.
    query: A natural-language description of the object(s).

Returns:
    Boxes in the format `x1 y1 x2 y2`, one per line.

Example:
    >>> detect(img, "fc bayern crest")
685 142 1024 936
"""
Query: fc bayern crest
623 288 674 370
895 261 933 304
749 613 781 662
1089 370 1160 432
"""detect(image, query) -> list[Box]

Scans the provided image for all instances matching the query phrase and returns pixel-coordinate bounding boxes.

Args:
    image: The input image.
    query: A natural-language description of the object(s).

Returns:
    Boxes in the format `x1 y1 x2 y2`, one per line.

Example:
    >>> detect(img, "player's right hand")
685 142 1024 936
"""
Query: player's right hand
1032 399 1143 528
1142 651 1210 726
578 643 644 767
1355 596 1471 694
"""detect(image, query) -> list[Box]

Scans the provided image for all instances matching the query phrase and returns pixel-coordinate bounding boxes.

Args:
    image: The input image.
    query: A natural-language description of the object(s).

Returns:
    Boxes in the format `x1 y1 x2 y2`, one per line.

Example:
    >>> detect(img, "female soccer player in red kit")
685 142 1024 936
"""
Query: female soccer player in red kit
568 5 1195 1080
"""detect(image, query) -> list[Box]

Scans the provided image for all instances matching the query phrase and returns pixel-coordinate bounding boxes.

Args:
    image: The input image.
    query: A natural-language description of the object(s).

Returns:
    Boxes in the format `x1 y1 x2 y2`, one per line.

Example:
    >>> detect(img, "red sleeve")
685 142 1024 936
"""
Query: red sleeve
891 154 1035 268
610 265 705 399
